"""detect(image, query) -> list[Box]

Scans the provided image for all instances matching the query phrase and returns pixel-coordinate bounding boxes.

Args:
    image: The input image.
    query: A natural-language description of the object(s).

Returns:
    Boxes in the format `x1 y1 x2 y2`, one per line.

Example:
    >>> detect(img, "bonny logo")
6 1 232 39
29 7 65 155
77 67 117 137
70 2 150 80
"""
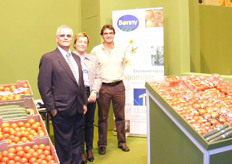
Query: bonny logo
117 15 139 32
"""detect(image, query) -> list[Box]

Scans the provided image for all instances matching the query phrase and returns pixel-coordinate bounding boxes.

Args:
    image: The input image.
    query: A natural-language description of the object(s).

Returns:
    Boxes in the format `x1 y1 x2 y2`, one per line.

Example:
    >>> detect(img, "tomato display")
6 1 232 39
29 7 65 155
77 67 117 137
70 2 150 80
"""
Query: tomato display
0 144 55 163
0 118 47 144
149 75 232 136
0 81 32 102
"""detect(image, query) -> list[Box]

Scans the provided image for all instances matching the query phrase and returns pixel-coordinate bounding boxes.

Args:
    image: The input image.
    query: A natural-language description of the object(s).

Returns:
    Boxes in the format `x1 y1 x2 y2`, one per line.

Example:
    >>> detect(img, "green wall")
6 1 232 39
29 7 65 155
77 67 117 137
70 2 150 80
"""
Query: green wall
1 0 232 98
0 0 81 99
199 5 232 75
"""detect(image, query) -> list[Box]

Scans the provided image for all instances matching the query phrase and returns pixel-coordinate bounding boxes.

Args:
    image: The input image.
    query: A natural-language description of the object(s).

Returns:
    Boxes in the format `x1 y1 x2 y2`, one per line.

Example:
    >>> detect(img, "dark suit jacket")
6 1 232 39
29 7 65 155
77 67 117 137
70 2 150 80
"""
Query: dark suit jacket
38 48 87 116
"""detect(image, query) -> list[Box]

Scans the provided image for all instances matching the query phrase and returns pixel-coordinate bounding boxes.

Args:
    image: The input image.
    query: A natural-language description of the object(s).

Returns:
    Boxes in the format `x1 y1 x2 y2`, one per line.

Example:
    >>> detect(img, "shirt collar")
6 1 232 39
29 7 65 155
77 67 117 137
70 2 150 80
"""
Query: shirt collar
58 46 72 56
101 43 115 50
73 50 89 60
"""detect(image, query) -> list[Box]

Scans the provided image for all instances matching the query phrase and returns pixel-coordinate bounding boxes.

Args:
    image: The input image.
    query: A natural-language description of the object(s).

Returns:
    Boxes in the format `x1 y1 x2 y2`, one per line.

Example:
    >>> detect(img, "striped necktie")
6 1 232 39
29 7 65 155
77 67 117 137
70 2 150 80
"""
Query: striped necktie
66 53 79 83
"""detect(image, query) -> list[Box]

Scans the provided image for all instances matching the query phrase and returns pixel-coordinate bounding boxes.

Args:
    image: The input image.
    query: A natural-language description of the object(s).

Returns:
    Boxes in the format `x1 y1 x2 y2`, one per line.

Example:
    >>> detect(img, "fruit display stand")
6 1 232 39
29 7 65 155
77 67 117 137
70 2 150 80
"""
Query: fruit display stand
145 82 232 164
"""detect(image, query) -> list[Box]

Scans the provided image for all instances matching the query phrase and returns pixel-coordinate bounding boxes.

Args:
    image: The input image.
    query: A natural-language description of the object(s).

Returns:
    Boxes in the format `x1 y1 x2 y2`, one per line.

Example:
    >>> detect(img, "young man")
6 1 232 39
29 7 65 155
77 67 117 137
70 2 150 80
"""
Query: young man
38 25 87 164
91 24 130 155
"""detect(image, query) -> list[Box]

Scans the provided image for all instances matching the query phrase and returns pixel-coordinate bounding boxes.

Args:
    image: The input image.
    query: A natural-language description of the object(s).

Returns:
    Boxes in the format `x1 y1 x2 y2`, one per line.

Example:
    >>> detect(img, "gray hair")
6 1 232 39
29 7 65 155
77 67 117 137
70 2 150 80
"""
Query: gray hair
56 25 73 36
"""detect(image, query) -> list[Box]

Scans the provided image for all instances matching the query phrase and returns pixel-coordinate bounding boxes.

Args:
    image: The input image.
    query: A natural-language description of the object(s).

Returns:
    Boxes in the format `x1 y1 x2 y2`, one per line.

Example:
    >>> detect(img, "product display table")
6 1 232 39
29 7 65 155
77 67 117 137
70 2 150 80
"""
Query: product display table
146 82 232 164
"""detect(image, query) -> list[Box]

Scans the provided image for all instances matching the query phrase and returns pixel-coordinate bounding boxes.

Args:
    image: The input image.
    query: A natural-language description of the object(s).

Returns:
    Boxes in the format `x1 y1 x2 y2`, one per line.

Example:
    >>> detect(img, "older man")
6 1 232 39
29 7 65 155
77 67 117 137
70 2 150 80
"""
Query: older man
38 25 87 164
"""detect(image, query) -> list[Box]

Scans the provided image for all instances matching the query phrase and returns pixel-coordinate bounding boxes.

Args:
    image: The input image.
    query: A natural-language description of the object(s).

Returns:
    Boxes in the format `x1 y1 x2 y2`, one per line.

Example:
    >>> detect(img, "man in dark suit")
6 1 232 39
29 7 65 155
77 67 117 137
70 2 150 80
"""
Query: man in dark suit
38 25 88 164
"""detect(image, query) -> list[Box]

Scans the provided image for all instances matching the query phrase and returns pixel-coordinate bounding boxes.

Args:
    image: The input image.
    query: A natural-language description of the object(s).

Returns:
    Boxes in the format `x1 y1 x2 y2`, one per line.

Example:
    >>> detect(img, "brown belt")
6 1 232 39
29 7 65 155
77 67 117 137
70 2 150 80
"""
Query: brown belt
102 80 122 87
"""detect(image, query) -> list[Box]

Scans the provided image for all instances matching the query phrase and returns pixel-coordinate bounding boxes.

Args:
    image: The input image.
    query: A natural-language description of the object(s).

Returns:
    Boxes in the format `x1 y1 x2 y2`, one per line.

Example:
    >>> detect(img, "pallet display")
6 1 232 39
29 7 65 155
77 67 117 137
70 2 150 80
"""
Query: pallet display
146 76 232 164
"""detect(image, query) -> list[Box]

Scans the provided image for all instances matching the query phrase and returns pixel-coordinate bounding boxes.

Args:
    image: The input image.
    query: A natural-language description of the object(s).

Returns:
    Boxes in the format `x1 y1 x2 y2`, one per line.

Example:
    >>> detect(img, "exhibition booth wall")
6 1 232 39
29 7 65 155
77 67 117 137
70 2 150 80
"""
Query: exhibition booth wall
0 0 231 101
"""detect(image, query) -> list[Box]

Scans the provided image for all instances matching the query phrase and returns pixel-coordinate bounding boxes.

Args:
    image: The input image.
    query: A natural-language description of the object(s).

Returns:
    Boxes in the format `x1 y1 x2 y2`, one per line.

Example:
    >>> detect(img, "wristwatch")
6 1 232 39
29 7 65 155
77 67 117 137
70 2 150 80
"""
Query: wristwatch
91 90 97 94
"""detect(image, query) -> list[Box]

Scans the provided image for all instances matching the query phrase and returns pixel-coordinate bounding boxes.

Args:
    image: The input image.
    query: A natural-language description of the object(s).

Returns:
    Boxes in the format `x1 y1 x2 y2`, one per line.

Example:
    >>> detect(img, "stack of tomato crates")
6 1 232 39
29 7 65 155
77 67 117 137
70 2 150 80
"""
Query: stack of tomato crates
0 80 59 164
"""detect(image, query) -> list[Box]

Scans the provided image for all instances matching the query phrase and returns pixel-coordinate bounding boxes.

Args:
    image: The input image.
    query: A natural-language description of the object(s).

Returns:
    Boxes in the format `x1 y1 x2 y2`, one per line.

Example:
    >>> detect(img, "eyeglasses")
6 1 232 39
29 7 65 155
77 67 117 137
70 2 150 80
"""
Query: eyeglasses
103 32 114 35
58 34 72 38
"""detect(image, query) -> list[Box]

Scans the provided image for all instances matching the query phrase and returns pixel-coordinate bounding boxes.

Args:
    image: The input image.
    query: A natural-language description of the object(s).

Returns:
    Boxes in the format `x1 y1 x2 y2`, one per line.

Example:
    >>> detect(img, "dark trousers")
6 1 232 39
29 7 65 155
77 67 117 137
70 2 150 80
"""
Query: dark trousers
97 81 126 147
81 87 96 153
52 112 83 164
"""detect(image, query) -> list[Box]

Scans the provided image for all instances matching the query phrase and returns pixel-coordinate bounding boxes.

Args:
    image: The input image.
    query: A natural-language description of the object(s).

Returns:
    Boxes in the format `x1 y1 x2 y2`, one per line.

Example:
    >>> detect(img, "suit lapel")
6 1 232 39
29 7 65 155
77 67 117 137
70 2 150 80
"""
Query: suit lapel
55 49 77 83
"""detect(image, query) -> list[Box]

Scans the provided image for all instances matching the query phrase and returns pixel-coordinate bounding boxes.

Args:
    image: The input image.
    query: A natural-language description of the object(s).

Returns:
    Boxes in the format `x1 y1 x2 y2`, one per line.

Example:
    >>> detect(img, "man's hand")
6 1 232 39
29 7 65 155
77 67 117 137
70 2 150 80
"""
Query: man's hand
88 92 97 103
83 105 87 115
51 109 57 117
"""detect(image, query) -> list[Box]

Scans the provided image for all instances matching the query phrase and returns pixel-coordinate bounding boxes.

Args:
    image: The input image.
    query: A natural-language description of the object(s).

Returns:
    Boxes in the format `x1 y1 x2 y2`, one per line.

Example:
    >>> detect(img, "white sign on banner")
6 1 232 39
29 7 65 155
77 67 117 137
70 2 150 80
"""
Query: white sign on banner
112 8 164 136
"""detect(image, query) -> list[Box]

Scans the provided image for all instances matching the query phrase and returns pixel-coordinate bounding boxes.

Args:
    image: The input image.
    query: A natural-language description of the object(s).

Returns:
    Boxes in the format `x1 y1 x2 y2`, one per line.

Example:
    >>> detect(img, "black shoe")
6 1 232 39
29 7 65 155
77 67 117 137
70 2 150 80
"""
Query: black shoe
81 154 87 164
98 147 106 155
118 144 130 152
81 161 87 164
86 150 94 162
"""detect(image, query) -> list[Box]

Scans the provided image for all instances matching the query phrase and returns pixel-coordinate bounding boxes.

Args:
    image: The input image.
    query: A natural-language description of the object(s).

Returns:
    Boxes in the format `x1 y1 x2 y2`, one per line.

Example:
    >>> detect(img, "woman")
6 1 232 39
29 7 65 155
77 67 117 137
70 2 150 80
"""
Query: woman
73 32 102 163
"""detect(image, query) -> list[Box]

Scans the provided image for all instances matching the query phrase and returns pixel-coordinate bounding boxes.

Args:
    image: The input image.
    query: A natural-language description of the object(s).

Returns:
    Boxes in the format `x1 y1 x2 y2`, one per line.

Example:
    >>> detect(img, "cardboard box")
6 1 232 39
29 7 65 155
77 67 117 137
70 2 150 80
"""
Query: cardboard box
0 98 38 117
0 136 60 164
0 80 33 103
0 114 49 148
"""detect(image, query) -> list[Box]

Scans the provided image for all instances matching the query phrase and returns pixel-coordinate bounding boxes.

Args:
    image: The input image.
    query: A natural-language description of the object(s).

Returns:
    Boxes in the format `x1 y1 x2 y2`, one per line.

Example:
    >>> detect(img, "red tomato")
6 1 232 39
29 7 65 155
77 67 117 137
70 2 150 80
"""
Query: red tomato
0 86 4 91
17 121 25 127
4 87 10 92
24 153 32 160
20 137 28 143
24 123 31 128
43 150 51 156
35 122 41 126
13 136 20 143
20 126 26 131
38 132 46 137
32 145 39 150
3 133 10 139
10 123 18 128
2 150 8 157
9 129 16 136
13 156 21 162
8 147 16 153
29 157 37 163
7 160 15 164
23 146 31 153
38 154 46 160
20 157 28 163
31 124 39 131
38 144 46 150
40 159 48 164
32 152 39 158
1 156 9 163
28 119 36 125
7 152 15 160
22 83 29 88
49 160 56 163
2 127 10 133
0 133 4 140
14 127 20 132
10 85 17 91
27 134 34 141
46 155 54 161
16 150 25 158
15 131 22 138
44 145 51 151
36 149 43 155
28 148 36 154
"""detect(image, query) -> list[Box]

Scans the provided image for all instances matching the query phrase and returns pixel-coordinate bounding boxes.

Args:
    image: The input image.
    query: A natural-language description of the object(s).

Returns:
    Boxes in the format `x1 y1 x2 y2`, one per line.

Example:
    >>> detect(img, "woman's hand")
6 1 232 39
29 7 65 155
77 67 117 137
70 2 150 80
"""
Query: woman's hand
88 92 97 103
